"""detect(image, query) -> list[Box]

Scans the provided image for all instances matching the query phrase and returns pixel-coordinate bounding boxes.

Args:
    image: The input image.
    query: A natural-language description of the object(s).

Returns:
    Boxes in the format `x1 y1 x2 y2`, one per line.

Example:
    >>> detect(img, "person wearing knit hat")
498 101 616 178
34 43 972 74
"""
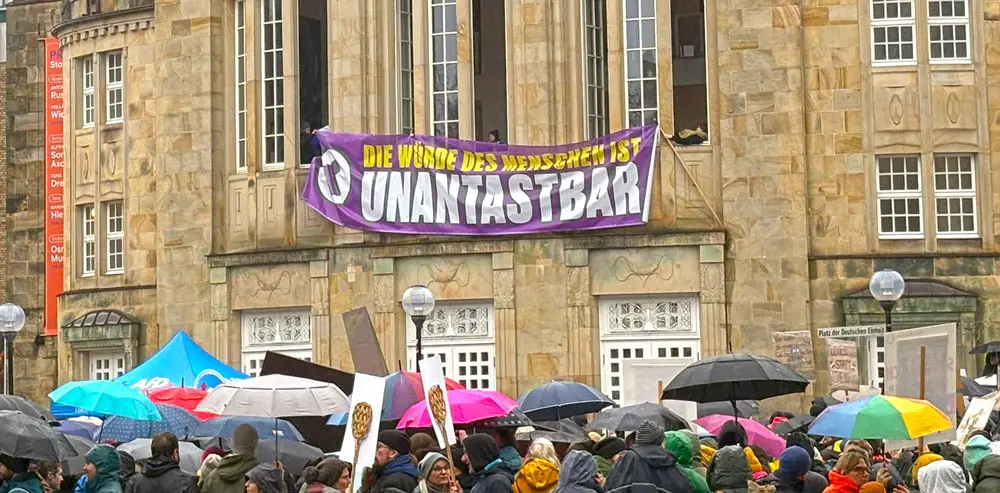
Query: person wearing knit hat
370 430 419 493
202 446 227 463
910 452 943 488
244 463 285 493
201 424 261 493
594 437 627 463
966 434 994 472
415 452 452 493
605 420 695 493
859 482 886 493
755 445 828 493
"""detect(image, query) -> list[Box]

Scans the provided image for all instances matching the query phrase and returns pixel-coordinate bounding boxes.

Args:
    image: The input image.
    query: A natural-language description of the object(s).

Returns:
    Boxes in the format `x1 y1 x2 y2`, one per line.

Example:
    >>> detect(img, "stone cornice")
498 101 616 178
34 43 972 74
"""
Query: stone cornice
51 5 153 48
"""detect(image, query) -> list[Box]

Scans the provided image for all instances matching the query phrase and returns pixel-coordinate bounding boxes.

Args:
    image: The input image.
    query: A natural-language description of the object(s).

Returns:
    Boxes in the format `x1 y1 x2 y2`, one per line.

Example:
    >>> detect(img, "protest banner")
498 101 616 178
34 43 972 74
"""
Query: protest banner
302 124 659 235
827 339 860 392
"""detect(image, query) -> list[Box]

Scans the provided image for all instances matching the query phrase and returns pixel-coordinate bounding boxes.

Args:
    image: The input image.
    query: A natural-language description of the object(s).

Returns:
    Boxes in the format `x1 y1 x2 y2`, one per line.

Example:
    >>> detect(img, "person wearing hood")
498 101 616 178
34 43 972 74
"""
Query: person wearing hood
554 451 602 493
757 447 827 493
299 458 350 493
415 453 459 493
0 456 45 493
448 446 476 493
592 438 626 478
965 435 993 472
202 424 261 493
116 452 135 491
370 431 419 493
514 439 559 493
908 453 942 490
605 420 694 493
663 431 709 493
915 460 966 493
124 433 198 493
199 455 222 489
492 429 522 475
83 445 123 493
246 464 287 493
677 430 707 478
707 445 751 493
462 433 514 493
973 453 1000 492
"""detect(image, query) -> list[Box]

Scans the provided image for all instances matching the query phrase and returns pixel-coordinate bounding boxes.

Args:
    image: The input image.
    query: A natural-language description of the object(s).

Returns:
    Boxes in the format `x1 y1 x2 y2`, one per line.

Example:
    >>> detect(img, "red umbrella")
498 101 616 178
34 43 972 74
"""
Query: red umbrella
147 387 218 421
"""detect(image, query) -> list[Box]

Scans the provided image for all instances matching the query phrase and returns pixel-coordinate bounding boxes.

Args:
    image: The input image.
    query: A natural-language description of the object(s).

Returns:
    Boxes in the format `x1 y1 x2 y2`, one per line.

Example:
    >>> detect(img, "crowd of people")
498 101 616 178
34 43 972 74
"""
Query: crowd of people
6 403 1000 493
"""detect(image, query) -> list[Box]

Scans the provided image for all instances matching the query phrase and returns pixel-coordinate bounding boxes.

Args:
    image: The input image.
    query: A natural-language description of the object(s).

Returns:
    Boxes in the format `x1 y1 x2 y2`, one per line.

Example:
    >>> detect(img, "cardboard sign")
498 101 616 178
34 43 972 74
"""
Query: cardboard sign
885 323 958 448
340 373 386 493
343 308 389 377
622 358 697 421
773 331 815 377
957 394 999 445
827 339 860 392
419 355 457 447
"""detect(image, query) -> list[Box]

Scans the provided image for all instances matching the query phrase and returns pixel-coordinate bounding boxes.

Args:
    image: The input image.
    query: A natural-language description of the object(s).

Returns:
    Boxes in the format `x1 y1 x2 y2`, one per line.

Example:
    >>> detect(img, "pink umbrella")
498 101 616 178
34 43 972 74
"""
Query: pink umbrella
396 389 518 429
693 414 786 459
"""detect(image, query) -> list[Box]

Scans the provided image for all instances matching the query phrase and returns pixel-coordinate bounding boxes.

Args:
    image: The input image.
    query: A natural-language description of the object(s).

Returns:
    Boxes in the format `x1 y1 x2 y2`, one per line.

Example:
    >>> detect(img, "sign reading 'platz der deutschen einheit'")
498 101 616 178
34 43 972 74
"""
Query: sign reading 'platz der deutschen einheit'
816 325 886 339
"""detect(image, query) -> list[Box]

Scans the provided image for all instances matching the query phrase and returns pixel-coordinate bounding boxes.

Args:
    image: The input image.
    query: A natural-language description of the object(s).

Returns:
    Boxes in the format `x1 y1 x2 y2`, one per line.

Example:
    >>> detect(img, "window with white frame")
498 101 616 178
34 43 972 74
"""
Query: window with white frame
871 0 915 65
599 296 700 402
624 0 658 127
928 0 969 62
867 336 886 388
399 0 414 135
105 52 124 123
583 0 608 138
934 154 977 237
241 310 312 378
876 155 923 238
89 351 126 381
82 56 95 128
430 0 459 138
105 201 124 274
235 0 248 172
81 204 95 276
261 0 285 169
407 302 495 390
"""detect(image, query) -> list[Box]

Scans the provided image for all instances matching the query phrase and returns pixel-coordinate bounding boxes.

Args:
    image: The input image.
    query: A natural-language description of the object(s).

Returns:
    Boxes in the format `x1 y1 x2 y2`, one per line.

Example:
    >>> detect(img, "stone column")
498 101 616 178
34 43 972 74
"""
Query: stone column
310 260 331 365
698 245 728 357
372 259 398 367
492 252 516 396
565 249 596 387
209 266 231 365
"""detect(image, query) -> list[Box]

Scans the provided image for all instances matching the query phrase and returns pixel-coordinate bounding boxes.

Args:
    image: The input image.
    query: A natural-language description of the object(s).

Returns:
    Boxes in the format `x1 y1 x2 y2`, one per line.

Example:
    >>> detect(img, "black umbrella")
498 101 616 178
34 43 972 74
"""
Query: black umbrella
517 380 617 421
770 415 814 436
476 408 553 430
516 418 588 444
0 395 56 424
0 410 78 461
586 402 689 432
256 439 323 476
661 353 810 417
971 342 1000 354
960 376 994 397
697 400 760 418
61 434 95 475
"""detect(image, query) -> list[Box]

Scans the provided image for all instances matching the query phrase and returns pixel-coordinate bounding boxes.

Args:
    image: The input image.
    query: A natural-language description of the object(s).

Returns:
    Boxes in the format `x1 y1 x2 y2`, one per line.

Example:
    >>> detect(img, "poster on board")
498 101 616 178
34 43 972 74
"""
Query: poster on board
885 323 958 448
773 331 815 378
827 339 860 392
622 358 697 421
340 373 386 493
420 355 457 447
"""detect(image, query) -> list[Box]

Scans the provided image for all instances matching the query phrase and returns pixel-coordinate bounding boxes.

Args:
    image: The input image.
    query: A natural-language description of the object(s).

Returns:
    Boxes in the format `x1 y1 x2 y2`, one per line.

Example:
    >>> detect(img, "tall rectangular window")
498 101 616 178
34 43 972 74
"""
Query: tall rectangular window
82 57 95 128
583 0 608 139
105 52 124 123
261 0 285 169
105 201 124 274
623 0 658 127
871 0 915 65
934 154 977 237
430 0 459 138
876 155 923 239
928 0 969 62
235 0 248 172
398 0 414 135
81 204 95 276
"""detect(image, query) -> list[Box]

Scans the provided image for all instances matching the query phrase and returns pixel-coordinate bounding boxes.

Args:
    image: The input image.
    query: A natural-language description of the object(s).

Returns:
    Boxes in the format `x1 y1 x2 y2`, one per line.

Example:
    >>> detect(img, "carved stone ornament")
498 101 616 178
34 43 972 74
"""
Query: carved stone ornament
374 275 395 313
700 263 725 303
889 93 904 126
493 270 514 309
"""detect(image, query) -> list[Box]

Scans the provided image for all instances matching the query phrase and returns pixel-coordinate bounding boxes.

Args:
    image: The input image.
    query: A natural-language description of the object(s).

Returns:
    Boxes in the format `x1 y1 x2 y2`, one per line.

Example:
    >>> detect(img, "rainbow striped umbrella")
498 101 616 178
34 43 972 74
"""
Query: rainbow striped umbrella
808 395 951 440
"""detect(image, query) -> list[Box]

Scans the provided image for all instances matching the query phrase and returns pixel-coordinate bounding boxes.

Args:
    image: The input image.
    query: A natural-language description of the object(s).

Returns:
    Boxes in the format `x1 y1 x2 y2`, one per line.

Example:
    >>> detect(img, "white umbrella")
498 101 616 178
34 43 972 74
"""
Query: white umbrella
195 374 350 418
118 439 203 473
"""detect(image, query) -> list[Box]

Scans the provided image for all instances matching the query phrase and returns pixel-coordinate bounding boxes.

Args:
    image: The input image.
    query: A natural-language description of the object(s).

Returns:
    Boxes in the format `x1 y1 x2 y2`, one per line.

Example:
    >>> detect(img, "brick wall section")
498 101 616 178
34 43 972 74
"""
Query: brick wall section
6 1 60 404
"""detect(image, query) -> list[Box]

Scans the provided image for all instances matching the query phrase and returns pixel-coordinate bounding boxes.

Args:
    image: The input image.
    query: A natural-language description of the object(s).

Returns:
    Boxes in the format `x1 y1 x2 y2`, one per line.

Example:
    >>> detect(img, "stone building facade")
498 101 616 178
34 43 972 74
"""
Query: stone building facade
3 0 999 407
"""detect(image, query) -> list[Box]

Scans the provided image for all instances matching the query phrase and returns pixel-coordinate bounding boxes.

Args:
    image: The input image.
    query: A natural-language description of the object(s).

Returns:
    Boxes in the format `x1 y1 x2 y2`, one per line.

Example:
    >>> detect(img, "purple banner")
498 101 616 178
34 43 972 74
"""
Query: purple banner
301 124 659 235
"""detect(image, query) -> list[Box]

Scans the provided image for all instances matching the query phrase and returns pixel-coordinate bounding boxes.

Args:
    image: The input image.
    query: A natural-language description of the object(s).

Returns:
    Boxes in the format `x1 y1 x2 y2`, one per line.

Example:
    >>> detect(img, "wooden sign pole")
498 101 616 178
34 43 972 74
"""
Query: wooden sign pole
657 380 664 403
918 345 926 452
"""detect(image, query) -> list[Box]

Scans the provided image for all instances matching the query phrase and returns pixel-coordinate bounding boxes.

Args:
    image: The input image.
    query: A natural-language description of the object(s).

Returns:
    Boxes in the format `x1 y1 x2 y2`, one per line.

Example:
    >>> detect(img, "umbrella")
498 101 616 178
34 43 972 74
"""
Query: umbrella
194 416 305 442
256 439 324 476
960 376 994 398
661 353 809 416
381 371 464 421
195 374 350 418
586 402 690 432
517 381 617 421
770 415 814 436
396 390 518 429
970 342 1000 354
693 414 786 458
0 411 78 461
49 380 163 421
476 408 544 429
118 438 204 473
0 395 56 424
698 400 759 418
807 395 952 440
54 419 101 440
516 418 588 444
146 387 218 421
99 404 201 443
61 434 95 474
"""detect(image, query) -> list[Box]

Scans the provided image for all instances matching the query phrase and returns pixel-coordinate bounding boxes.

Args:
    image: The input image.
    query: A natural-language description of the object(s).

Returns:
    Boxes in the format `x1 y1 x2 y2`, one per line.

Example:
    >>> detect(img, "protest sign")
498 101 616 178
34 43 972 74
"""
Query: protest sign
827 339 860 392
885 323 958 447
773 331 815 377
420 355 457 447
622 358 697 421
957 394 999 445
341 373 386 493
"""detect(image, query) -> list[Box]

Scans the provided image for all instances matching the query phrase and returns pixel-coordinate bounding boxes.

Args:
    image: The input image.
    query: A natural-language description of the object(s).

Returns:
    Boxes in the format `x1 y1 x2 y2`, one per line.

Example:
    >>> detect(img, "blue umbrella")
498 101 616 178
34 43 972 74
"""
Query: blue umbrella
193 416 304 442
99 404 201 443
326 412 348 426
517 380 617 421
49 380 162 421
54 419 101 440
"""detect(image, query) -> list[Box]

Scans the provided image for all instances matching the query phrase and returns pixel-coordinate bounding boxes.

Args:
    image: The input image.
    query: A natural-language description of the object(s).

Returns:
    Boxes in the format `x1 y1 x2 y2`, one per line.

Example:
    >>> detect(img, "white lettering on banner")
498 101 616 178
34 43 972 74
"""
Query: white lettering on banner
357 164 642 226
817 325 886 338
317 149 352 205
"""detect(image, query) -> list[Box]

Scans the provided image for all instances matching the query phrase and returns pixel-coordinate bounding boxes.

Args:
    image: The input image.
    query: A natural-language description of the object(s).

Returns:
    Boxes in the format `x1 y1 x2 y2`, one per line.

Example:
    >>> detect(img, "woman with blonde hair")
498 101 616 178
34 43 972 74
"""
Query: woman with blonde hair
514 438 560 493
824 451 873 493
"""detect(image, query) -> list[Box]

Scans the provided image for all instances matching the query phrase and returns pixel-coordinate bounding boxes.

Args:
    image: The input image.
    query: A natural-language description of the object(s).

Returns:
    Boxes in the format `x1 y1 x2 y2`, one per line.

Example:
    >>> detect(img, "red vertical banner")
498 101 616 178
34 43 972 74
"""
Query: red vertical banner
44 37 65 337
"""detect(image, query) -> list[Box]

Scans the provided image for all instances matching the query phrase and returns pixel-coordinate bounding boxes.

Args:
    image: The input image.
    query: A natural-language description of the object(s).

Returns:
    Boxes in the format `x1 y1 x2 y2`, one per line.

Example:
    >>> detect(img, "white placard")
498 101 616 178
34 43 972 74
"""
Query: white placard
885 323 958 449
622 358 698 421
419 355 457 447
340 373 386 493
957 394 999 445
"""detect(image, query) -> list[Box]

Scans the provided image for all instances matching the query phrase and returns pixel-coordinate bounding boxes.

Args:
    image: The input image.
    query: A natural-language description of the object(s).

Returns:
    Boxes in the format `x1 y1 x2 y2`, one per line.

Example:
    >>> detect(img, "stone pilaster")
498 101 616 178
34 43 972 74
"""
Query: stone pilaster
698 245 728 357
492 252 516 396
209 266 232 366
372 258 398 368
565 249 597 387
310 259 330 364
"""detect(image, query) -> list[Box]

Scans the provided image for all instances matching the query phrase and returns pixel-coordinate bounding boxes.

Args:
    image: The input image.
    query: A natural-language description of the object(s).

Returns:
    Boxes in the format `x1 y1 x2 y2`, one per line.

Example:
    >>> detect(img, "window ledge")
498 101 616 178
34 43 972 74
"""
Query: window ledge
261 166 286 173
105 120 124 127
878 234 925 240
81 273 95 278
105 270 124 276
937 234 980 240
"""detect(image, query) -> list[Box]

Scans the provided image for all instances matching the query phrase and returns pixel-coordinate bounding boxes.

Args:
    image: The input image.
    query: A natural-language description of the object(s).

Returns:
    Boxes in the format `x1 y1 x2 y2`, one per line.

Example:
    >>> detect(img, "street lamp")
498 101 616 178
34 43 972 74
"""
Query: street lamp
402 285 435 365
0 303 26 395
869 269 905 333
